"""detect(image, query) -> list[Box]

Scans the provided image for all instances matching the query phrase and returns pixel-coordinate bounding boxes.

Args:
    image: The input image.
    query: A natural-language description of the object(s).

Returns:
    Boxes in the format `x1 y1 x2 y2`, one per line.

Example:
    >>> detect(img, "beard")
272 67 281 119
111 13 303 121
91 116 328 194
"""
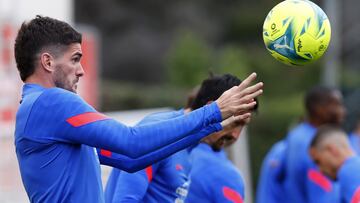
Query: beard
210 135 234 152
53 65 78 93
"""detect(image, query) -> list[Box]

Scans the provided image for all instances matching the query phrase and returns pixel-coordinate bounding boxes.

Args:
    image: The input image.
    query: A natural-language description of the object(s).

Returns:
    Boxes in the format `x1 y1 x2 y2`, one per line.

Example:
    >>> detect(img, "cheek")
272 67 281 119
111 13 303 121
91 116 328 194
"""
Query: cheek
208 132 223 142
322 154 335 169
68 65 78 75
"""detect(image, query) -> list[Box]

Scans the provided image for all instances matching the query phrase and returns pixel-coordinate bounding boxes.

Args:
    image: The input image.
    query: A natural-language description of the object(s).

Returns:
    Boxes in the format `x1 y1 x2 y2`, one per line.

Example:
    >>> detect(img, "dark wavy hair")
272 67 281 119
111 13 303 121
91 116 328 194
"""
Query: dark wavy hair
14 15 82 81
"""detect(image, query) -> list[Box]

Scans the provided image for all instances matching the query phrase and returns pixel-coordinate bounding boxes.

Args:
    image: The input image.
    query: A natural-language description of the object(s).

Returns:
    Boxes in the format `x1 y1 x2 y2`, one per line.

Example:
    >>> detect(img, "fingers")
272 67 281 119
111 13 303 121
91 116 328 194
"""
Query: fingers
220 113 252 129
238 82 263 98
215 72 263 120
240 89 263 104
237 72 257 91
233 113 251 122
234 101 257 115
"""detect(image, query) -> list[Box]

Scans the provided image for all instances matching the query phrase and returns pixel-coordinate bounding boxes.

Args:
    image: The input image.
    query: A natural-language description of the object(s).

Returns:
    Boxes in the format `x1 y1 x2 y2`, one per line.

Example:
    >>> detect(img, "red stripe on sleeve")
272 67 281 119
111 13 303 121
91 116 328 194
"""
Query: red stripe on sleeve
307 169 332 192
222 186 244 203
145 166 153 182
100 149 112 157
66 112 109 127
175 164 183 171
351 187 360 203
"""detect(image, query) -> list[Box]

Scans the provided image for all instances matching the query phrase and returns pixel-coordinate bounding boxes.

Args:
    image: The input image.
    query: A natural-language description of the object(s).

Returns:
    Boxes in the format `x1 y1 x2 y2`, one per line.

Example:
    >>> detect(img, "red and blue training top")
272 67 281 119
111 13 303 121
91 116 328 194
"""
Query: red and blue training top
14 84 222 203
284 122 340 203
185 143 245 203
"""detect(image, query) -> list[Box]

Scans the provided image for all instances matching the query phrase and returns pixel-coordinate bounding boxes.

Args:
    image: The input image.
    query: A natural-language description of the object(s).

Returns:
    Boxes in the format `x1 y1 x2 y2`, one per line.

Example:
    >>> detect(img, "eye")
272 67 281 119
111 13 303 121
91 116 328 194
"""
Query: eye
72 56 80 63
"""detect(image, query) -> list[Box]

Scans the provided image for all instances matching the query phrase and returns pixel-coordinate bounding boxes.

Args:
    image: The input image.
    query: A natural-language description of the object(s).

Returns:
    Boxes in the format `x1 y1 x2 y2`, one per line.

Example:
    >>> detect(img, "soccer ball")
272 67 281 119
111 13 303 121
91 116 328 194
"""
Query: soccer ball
263 0 331 66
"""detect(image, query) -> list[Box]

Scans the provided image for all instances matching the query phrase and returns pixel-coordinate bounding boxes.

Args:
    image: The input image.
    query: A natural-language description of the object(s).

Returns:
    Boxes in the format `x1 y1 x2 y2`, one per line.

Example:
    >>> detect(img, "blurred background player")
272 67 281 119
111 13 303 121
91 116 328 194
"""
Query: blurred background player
309 125 360 203
185 75 258 203
256 140 287 203
104 74 251 203
349 117 360 155
13 16 263 202
284 86 345 203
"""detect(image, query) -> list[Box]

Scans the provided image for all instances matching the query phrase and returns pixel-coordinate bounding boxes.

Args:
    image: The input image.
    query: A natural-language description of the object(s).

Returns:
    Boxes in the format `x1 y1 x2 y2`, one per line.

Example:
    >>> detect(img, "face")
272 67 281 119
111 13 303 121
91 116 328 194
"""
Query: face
206 125 243 151
52 43 84 93
320 91 345 125
309 147 339 180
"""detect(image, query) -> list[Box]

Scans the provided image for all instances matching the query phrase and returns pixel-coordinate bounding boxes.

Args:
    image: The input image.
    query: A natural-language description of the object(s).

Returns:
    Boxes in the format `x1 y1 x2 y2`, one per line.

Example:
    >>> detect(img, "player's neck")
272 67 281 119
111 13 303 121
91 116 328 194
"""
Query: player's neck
25 73 55 89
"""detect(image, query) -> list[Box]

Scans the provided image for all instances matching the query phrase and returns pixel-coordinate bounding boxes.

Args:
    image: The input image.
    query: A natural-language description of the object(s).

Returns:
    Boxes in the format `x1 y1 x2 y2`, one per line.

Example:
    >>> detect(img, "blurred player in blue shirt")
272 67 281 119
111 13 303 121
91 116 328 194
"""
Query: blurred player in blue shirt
13 16 263 202
284 86 345 203
349 120 360 155
256 140 287 203
105 74 250 203
309 126 360 203
185 76 259 203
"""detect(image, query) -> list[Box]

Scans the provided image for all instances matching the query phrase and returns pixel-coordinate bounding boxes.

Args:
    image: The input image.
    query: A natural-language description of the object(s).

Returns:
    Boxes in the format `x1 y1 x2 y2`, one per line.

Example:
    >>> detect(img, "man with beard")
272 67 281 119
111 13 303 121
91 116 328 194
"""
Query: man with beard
13 16 263 202
284 86 345 203
185 77 258 203
185 121 248 203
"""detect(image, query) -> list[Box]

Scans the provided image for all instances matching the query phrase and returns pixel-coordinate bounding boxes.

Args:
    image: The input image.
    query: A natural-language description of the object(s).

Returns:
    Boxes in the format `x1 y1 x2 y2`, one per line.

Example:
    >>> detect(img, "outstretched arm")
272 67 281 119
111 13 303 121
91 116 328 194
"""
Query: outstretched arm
26 91 222 159
97 113 251 172
24 73 262 159
97 123 220 172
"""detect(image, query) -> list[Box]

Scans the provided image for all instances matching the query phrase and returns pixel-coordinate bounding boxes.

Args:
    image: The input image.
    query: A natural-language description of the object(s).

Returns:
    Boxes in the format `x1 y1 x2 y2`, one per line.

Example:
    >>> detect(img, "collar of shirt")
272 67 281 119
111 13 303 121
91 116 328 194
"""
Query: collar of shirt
22 83 46 97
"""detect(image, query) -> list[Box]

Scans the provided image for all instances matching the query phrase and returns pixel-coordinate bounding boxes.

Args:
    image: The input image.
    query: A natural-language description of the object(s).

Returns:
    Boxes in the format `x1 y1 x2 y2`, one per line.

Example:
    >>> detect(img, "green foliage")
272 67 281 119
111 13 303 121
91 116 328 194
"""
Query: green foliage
101 81 188 111
341 68 360 88
166 31 212 88
214 46 250 77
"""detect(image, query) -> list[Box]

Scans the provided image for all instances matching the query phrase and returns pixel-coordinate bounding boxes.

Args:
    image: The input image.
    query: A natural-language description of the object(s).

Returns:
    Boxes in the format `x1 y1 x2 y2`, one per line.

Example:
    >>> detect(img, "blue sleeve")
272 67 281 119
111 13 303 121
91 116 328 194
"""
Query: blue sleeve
97 124 220 172
24 88 222 159
111 164 160 203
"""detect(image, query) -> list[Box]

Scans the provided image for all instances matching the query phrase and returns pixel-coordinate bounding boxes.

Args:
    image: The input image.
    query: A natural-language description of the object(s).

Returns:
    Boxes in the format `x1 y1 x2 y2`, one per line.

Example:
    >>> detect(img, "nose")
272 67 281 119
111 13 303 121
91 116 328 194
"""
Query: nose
76 63 85 77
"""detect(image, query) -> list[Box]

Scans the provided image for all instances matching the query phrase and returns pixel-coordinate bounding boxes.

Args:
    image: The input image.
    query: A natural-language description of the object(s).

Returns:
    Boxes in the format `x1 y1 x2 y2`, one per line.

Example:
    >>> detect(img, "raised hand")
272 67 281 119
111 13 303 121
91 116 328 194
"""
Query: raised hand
216 72 263 120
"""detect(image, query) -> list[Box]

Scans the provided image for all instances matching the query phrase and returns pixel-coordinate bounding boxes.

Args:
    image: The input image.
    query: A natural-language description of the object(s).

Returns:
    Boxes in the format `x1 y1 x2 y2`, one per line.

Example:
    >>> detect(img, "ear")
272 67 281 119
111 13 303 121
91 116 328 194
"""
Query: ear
40 52 55 73
309 148 317 158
